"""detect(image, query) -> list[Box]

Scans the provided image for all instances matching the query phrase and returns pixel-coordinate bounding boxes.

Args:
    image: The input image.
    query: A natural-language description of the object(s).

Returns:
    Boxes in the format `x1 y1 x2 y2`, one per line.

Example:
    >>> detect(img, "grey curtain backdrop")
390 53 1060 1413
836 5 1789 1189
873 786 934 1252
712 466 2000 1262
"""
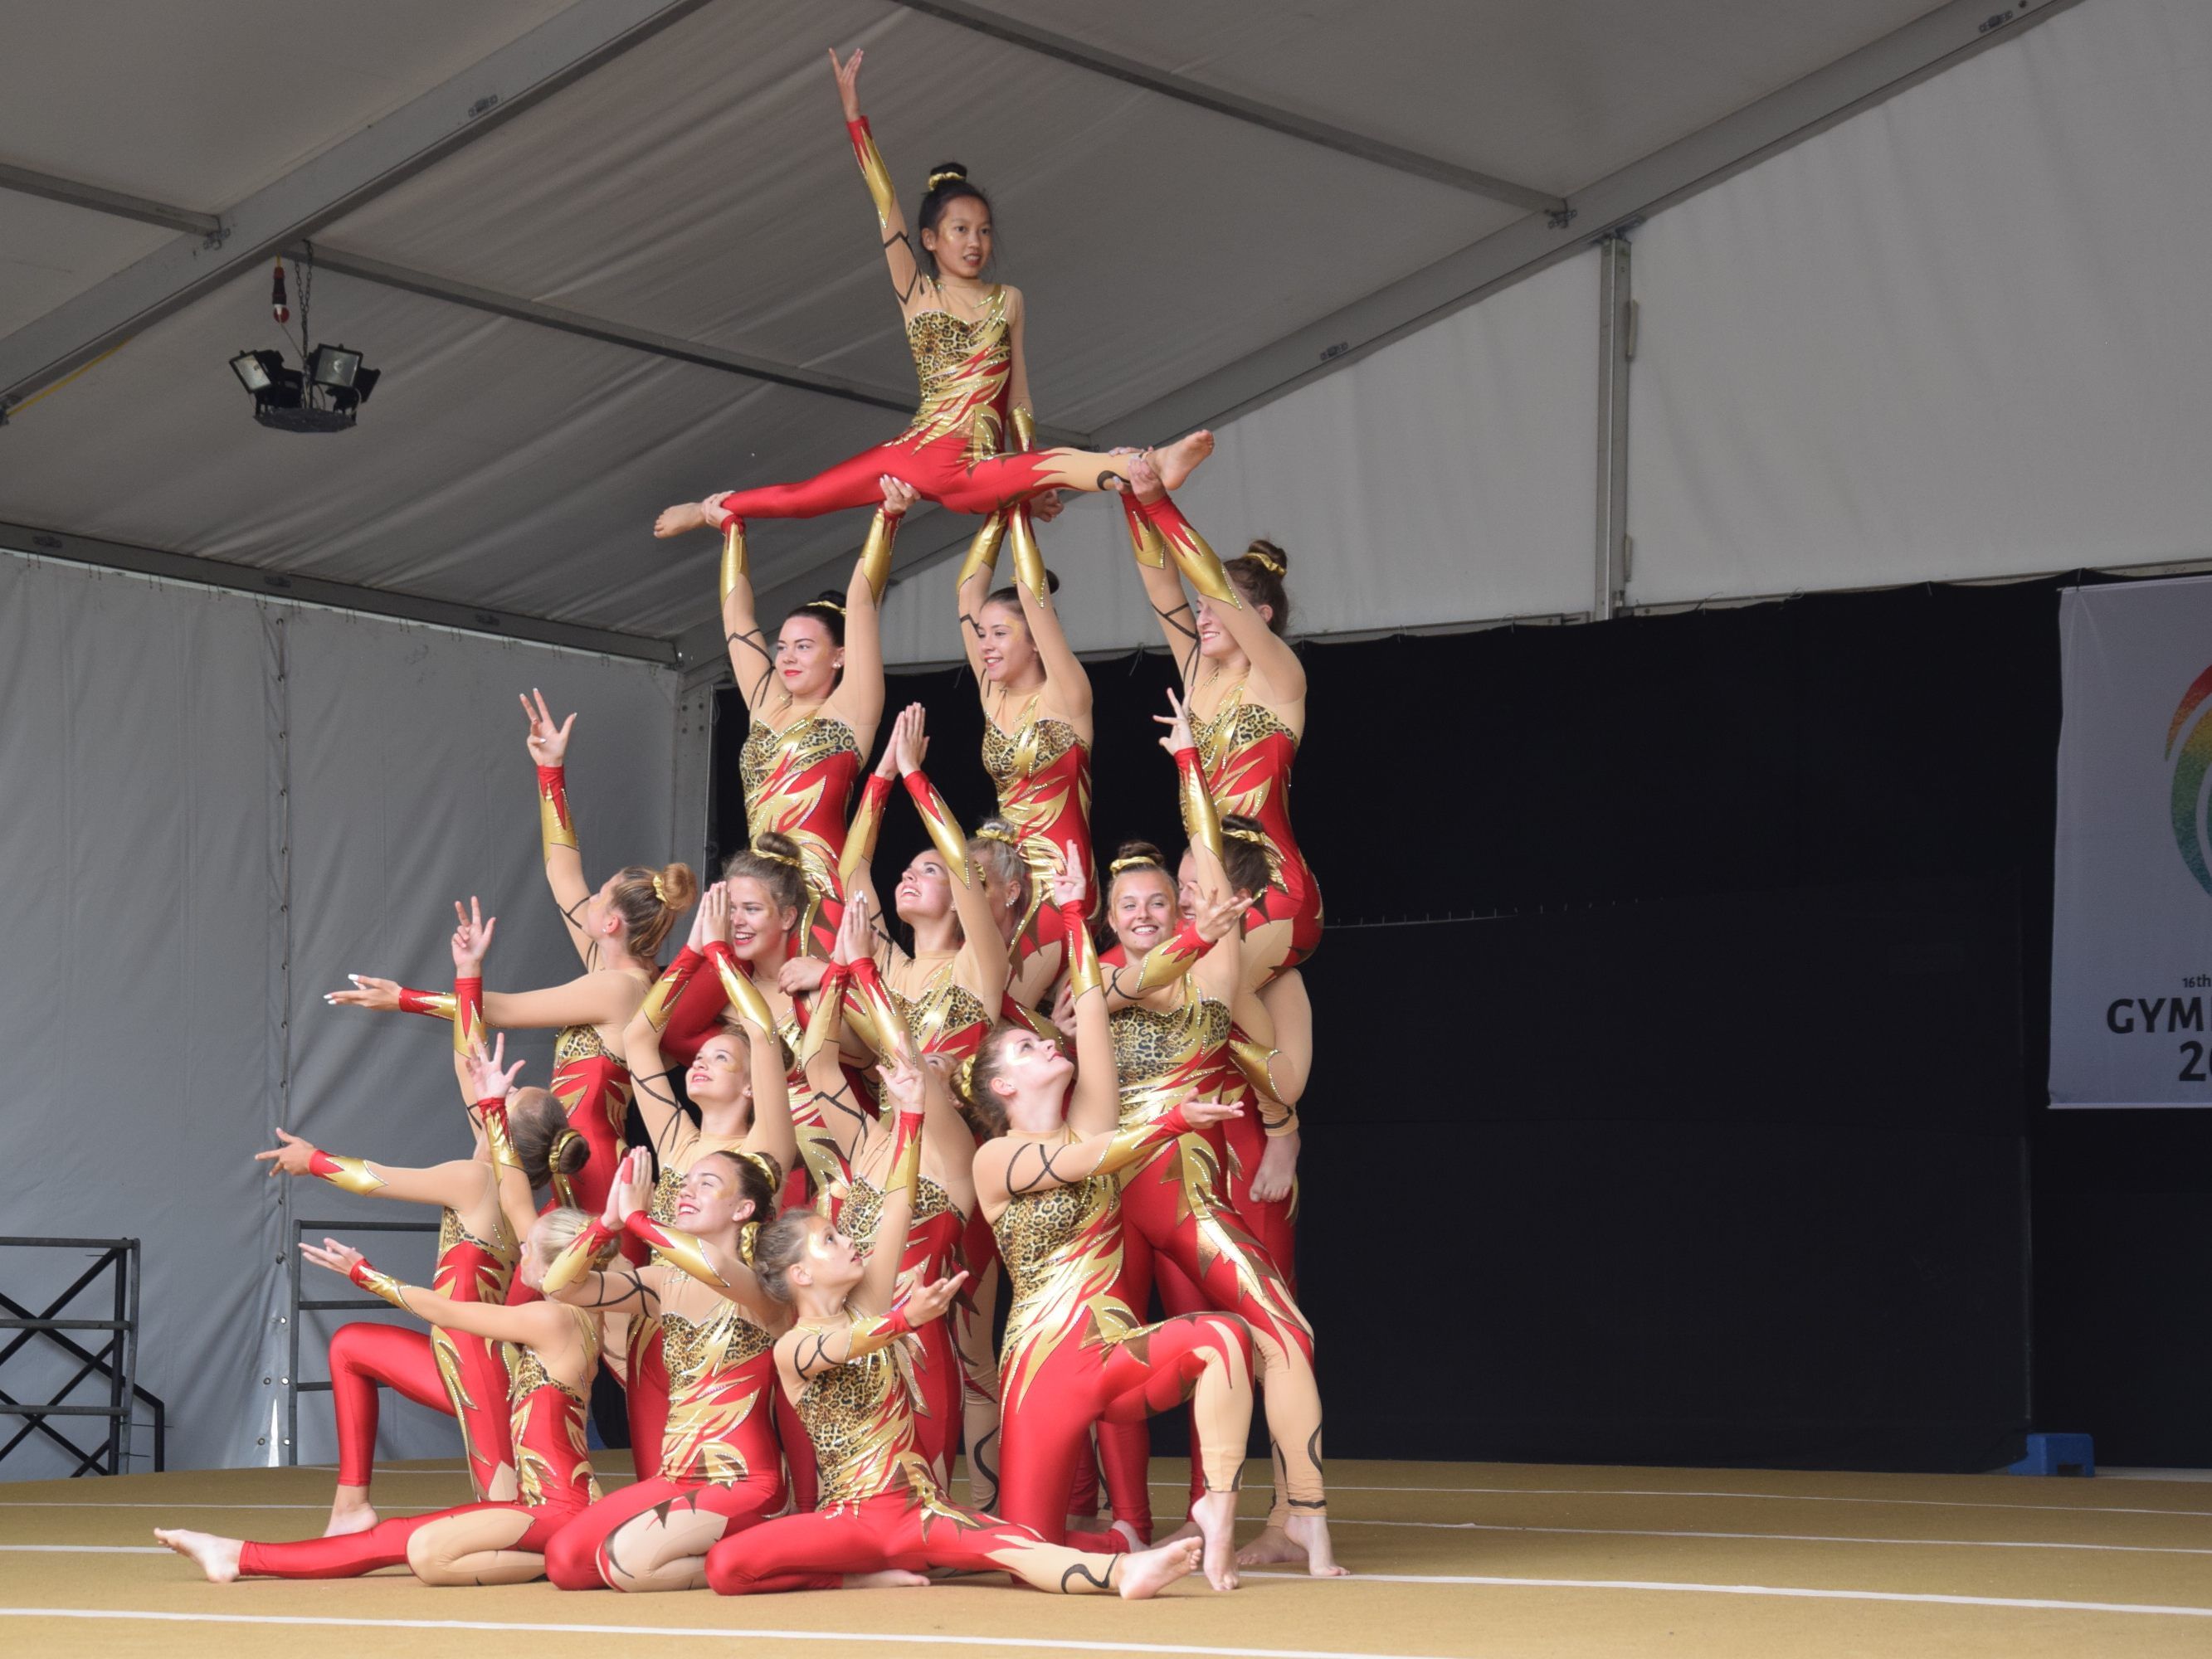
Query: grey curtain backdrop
0 551 676 1477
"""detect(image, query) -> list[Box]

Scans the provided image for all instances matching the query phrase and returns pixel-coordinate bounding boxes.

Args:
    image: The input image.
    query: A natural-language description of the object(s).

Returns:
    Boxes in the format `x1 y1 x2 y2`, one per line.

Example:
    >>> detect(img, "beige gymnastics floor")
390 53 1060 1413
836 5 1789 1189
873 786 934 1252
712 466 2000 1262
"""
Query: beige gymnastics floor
2 1456 2208 1658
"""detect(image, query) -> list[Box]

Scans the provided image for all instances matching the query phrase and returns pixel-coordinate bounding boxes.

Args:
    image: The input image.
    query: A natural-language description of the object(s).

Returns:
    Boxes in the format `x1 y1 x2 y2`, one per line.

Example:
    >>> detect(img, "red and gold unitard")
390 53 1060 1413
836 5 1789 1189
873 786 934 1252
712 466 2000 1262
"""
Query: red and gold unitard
300 1137 515 1503
236 1297 600 1579
992 1114 1257 1548
1093 980 1327 1541
548 1021 631 1224
546 1276 783 1591
981 694 1096 968
699 1310 1148 1598
1123 489 1323 974
739 703 863 943
696 120 1147 529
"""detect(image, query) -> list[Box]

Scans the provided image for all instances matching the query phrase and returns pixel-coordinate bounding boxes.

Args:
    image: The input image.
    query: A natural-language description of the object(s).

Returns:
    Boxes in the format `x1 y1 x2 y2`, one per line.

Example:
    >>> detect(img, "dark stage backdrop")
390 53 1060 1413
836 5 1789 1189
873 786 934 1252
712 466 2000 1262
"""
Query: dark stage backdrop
709 577 2212 1470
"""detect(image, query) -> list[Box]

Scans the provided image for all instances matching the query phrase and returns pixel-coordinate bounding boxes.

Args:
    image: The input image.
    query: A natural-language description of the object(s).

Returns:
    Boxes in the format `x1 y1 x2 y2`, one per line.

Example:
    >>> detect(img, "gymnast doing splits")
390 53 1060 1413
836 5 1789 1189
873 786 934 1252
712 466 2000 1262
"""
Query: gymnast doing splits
651 47 1215 542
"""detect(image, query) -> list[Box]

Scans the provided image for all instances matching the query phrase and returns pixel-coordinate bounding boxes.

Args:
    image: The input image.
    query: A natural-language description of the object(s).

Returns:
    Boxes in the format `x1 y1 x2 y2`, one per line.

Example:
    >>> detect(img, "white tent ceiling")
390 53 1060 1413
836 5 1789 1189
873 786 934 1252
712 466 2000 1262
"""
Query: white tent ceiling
0 1 2074 664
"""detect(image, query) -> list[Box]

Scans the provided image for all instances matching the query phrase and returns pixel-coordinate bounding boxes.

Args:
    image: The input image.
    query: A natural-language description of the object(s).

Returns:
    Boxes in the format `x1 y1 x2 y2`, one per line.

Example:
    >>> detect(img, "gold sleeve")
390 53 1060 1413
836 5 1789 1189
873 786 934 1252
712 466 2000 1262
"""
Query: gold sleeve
1176 747 1224 864
1063 908 1102 1000
957 510 1006 590
1007 500 1050 606
308 1153 387 1197
855 507 898 606
848 118 899 235
712 948 777 1034
719 520 748 603
353 1265 411 1311
1011 405 1037 451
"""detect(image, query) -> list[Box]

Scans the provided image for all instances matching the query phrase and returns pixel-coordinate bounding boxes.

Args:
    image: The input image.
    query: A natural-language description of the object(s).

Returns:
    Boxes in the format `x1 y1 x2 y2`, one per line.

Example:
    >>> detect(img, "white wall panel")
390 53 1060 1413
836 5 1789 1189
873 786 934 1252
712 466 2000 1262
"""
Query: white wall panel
1628 0 2212 605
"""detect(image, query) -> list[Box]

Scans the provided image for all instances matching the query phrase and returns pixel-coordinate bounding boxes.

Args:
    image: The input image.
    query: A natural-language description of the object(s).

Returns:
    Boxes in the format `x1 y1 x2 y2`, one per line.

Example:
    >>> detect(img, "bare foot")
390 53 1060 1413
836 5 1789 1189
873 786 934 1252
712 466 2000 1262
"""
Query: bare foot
1237 1515 1347 1576
842 1568 931 1588
1189 1490 1240 1592
153 1528 241 1584
1125 450 1165 506
1116 1535 1202 1599
653 500 709 539
1151 430 1214 493
322 1499 377 1538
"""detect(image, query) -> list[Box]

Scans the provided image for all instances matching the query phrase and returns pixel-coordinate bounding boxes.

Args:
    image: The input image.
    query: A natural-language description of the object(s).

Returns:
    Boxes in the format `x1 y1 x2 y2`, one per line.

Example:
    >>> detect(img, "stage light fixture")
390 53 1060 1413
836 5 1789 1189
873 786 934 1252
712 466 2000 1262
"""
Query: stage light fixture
305 343 363 392
229 349 285 393
225 250 382 432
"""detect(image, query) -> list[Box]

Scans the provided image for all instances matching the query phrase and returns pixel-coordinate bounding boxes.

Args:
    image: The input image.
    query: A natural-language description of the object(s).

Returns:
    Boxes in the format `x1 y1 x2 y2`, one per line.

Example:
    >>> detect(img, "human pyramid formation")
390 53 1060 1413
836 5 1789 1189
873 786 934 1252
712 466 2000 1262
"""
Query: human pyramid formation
157 48 1332 1604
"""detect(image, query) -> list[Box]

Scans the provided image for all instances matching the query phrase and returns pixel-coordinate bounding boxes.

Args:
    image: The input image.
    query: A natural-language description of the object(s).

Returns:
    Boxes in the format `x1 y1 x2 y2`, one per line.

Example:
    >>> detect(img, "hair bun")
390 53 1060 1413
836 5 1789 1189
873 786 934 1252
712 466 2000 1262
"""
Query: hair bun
657 862 699 910
927 161 969 190
1243 538 1289 576
753 830 802 864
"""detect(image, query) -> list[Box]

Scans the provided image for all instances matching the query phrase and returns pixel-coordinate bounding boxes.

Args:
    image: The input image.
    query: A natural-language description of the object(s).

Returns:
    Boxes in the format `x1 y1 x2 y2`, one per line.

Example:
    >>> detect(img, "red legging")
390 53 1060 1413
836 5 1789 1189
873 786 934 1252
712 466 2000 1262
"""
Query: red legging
704 1488 1113 1596
714 433 1062 523
1095 1141 1317 1541
998 1311 1254 1548
774 1389 819 1515
328 1321 511 1500
1222 1110 1298 1296
236 1501 577 1579
543 1471 782 1591
625 1322 670 1484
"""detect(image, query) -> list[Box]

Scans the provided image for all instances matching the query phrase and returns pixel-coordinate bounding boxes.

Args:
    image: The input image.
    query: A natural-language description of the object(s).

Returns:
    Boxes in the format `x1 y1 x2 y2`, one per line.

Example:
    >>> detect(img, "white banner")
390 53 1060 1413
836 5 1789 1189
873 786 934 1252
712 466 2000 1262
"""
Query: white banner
2052 576 2212 1107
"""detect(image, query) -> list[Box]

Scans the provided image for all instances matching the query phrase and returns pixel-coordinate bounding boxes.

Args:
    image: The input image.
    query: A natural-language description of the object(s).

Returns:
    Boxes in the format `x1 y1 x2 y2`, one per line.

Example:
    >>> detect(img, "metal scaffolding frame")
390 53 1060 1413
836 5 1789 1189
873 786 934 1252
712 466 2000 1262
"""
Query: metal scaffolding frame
0 1236 163 1476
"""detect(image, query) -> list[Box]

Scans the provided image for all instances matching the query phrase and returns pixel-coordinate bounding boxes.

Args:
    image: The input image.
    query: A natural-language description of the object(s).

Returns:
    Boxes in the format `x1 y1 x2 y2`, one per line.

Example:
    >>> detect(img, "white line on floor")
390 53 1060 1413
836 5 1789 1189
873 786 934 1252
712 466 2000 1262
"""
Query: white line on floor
1143 1481 2212 1520
0 1608 1449 1658
1320 1519 2212 1554
1237 1571 2212 1616
0 1503 441 1512
0 1545 168 1554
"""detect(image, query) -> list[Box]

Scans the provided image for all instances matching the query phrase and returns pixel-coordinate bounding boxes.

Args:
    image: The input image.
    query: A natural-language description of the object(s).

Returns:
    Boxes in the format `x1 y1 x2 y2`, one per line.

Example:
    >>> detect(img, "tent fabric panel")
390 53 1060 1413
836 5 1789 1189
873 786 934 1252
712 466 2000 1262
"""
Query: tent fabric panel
1625 0 2212 605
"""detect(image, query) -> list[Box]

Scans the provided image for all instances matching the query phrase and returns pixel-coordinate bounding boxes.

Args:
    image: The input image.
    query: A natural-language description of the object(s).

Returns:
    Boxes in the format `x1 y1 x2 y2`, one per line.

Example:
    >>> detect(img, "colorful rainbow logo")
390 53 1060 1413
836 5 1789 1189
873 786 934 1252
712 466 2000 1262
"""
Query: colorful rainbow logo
2166 663 2212 896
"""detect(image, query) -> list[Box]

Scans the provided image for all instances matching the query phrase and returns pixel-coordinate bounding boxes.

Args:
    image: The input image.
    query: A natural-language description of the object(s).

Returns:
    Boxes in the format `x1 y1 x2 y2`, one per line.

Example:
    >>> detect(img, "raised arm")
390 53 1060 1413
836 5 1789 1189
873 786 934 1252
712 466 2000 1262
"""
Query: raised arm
542 1160 658 1312
954 512 1007 683
625 890 725 1158
719 521 776 715
889 705 1006 995
1006 510 1094 728
826 479 908 738
1118 458 1204 685
1141 481 1305 706
735 1000 800 1185
831 48 924 310
1051 855 1119 1139
520 691 593 964
851 1058 929 1316
799 951 872 1165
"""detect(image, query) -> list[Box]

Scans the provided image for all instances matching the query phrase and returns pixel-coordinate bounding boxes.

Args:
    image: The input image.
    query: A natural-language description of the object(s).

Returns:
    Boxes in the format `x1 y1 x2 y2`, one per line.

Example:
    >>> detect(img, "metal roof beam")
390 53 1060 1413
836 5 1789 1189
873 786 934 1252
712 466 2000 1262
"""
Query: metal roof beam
0 0 719 416
891 0 1564 215
0 163 221 237
304 246 920 417
1099 0 2087 446
759 0 2085 619
2 520 676 664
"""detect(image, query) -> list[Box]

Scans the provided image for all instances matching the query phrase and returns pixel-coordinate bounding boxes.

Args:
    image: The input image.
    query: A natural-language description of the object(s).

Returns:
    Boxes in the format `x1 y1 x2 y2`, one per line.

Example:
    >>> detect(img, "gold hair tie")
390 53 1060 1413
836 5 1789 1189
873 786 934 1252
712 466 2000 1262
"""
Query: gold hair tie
650 873 667 903
738 1219 761 1265
809 598 847 616
970 825 1020 848
1108 855 1160 876
749 838 805 871
1244 547 1285 577
547 1125 584 1207
1223 824 1282 868
928 168 965 190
